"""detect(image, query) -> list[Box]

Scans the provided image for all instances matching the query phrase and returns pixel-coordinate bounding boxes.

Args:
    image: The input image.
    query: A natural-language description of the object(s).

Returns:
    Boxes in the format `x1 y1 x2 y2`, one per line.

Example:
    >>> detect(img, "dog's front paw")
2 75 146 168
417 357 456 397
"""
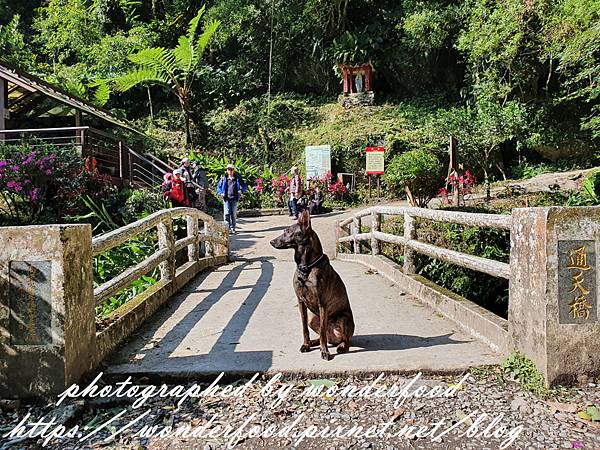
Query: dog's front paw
337 342 349 354
299 344 312 353
321 350 333 361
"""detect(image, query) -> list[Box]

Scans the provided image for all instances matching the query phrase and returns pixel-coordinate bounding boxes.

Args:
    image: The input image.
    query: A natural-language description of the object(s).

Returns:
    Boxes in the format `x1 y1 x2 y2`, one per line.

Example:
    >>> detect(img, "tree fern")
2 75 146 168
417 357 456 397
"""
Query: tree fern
193 20 221 68
114 67 169 92
111 7 220 146
174 36 193 72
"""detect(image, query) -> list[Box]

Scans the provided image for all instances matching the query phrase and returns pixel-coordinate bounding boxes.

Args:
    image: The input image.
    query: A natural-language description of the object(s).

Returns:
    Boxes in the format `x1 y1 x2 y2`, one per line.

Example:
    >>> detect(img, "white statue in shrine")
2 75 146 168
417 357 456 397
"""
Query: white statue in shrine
355 72 364 92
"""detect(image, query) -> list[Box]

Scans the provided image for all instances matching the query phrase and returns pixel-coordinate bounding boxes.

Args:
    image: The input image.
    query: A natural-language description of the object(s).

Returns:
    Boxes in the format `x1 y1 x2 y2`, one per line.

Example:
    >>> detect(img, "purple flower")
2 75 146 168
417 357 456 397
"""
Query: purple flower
0 161 7 168
572 441 585 449
10 165 19 172
23 151 37 165
45 169 52 176
29 187 41 202
6 181 22 192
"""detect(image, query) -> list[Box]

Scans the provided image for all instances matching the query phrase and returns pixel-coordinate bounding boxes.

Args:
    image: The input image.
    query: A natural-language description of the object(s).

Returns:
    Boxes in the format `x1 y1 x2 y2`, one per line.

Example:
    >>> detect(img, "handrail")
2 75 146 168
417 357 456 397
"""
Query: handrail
0 126 91 134
336 205 511 280
147 153 174 173
338 206 511 230
92 207 229 307
92 207 226 255
127 147 168 177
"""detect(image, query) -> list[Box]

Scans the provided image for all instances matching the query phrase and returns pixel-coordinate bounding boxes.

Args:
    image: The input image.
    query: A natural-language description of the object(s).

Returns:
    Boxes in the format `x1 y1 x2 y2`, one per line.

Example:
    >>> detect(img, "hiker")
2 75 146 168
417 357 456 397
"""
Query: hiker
192 160 208 211
310 185 324 215
180 157 198 205
163 169 189 207
216 164 247 234
288 166 303 220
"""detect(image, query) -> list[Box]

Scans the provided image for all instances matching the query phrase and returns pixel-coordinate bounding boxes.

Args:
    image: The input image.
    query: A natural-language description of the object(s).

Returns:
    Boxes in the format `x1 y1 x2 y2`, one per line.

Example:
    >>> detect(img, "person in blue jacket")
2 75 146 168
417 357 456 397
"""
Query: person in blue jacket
216 164 247 234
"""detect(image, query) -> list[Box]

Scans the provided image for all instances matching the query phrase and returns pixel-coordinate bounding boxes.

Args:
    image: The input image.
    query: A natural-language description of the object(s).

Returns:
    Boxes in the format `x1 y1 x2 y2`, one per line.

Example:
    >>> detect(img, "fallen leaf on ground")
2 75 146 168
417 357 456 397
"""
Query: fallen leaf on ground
308 379 336 388
455 410 474 426
546 400 578 414
578 411 592 421
392 407 407 422
586 405 600 421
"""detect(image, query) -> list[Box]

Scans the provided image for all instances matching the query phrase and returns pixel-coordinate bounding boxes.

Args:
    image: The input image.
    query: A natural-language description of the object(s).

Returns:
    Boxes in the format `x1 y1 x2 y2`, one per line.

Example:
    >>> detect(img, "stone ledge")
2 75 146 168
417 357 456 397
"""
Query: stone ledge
336 253 509 354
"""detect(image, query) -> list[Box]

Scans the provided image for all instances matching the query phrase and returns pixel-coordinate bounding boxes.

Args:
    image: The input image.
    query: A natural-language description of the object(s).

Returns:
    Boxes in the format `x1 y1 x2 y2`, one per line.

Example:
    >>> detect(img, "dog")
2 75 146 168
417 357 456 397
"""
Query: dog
270 209 355 360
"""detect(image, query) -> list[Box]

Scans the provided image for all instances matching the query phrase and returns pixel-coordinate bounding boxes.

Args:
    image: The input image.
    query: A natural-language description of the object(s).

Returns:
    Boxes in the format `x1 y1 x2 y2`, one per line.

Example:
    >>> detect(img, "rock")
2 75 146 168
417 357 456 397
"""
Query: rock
510 397 527 411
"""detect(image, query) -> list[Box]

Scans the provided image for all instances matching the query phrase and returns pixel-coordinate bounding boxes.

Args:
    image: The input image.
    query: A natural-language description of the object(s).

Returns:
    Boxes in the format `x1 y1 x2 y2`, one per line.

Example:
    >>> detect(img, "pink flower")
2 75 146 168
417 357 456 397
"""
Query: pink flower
6 181 23 192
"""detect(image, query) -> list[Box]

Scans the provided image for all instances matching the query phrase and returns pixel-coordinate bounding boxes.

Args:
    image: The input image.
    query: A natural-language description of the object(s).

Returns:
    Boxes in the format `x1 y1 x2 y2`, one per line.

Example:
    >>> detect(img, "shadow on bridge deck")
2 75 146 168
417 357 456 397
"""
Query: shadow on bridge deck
105 211 502 380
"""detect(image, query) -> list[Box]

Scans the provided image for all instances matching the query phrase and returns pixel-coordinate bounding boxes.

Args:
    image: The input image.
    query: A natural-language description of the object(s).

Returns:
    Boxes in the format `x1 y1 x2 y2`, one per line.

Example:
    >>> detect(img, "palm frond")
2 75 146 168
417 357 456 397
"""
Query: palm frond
187 5 206 43
174 36 193 72
114 67 170 92
192 19 221 67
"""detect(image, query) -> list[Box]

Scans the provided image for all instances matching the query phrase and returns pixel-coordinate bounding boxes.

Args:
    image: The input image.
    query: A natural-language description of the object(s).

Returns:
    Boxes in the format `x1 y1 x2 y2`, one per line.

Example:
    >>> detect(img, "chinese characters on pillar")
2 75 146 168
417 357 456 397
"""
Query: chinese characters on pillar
8 260 52 345
558 240 597 324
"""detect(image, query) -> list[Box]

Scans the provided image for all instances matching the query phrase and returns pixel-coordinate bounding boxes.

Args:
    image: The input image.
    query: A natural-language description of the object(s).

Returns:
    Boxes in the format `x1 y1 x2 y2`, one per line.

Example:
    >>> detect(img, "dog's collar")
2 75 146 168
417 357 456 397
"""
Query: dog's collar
297 253 326 275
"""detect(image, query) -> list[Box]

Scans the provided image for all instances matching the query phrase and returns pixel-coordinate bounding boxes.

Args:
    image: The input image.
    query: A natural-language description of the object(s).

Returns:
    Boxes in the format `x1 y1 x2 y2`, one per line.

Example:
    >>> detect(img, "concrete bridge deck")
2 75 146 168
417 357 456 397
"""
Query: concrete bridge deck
105 211 502 378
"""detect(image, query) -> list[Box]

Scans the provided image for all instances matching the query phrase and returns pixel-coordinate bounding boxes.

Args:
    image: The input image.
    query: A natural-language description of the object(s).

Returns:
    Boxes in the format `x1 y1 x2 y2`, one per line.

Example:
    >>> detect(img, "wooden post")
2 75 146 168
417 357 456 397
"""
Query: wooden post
0 79 7 143
449 136 460 206
371 210 380 255
368 175 372 199
128 151 134 185
74 110 83 155
187 215 199 263
157 217 176 281
377 175 381 198
403 213 416 274
118 141 124 179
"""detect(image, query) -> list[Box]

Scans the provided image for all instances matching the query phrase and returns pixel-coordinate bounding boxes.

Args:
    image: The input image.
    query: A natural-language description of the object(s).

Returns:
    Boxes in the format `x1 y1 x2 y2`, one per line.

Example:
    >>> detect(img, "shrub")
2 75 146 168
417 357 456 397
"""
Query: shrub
120 188 164 223
384 149 444 207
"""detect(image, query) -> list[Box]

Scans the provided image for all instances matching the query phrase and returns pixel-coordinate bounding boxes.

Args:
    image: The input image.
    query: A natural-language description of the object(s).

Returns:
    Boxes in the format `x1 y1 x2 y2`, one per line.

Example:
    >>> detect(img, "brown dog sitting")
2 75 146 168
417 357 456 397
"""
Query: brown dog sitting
270 209 355 360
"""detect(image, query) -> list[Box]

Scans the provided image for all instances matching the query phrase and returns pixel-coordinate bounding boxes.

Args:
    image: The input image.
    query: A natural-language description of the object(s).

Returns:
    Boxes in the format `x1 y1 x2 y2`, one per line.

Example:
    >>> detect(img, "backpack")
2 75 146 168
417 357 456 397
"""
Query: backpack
162 173 173 193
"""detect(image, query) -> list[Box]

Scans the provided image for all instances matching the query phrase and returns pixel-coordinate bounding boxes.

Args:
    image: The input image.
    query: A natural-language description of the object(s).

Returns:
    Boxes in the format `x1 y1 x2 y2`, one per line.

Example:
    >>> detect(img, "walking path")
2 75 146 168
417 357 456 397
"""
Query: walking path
105 210 501 379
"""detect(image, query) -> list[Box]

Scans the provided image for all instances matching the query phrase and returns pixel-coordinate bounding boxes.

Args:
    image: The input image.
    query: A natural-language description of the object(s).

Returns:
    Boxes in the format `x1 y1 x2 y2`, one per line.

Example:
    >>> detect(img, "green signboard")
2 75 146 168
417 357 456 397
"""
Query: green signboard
305 145 331 178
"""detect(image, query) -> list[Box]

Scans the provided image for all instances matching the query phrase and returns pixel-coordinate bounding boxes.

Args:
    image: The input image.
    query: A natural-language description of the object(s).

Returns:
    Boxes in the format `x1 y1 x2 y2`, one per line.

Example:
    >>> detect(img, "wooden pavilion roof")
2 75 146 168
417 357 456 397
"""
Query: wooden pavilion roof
0 62 142 135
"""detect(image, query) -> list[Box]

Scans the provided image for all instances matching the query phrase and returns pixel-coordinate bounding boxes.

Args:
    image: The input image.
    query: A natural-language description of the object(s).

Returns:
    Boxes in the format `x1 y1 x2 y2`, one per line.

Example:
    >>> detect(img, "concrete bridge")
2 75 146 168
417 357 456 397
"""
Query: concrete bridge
104 211 500 379
1 205 600 398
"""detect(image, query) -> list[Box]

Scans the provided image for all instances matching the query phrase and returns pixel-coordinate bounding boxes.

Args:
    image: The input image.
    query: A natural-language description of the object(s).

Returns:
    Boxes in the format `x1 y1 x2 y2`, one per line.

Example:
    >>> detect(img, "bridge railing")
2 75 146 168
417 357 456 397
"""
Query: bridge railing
335 204 600 387
92 207 229 364
0 208 230 398
336 205 511 279
92 207 228 307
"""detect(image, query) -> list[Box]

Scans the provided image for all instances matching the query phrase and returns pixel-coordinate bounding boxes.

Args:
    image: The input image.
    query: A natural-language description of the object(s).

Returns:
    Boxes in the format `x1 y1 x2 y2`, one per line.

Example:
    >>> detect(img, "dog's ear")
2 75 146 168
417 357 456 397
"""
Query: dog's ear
298 209 311 232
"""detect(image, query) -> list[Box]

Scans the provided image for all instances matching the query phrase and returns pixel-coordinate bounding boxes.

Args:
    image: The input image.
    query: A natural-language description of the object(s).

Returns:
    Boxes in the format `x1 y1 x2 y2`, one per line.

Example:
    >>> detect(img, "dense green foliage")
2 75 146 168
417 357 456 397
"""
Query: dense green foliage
0 0 597 178
384 149 444 207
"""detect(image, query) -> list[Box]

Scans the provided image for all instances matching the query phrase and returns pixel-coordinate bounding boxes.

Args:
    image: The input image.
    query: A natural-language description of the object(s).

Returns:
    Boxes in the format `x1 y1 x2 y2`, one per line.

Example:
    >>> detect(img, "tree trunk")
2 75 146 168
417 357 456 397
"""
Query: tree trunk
184 111 191 147
484 167 491 202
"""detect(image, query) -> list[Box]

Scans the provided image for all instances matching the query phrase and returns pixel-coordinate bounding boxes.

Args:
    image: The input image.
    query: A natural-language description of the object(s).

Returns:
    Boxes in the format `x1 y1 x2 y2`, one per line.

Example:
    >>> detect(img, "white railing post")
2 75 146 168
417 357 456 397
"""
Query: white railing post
371 210 380 255
157 217 176 280
352 216 361 254
204 221 214 257
403 212 416 274
187 215 199 263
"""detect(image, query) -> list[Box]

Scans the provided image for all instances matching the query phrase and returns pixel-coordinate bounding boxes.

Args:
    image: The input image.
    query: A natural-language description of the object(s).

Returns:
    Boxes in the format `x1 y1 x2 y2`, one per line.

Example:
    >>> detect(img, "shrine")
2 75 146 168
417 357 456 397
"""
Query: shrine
338 62 375 107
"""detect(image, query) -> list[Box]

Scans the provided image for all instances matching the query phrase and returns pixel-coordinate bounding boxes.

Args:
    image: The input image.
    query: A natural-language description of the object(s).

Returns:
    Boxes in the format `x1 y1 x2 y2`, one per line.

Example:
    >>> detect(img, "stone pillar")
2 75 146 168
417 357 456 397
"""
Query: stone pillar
0 225 95 398
509 207 600 386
